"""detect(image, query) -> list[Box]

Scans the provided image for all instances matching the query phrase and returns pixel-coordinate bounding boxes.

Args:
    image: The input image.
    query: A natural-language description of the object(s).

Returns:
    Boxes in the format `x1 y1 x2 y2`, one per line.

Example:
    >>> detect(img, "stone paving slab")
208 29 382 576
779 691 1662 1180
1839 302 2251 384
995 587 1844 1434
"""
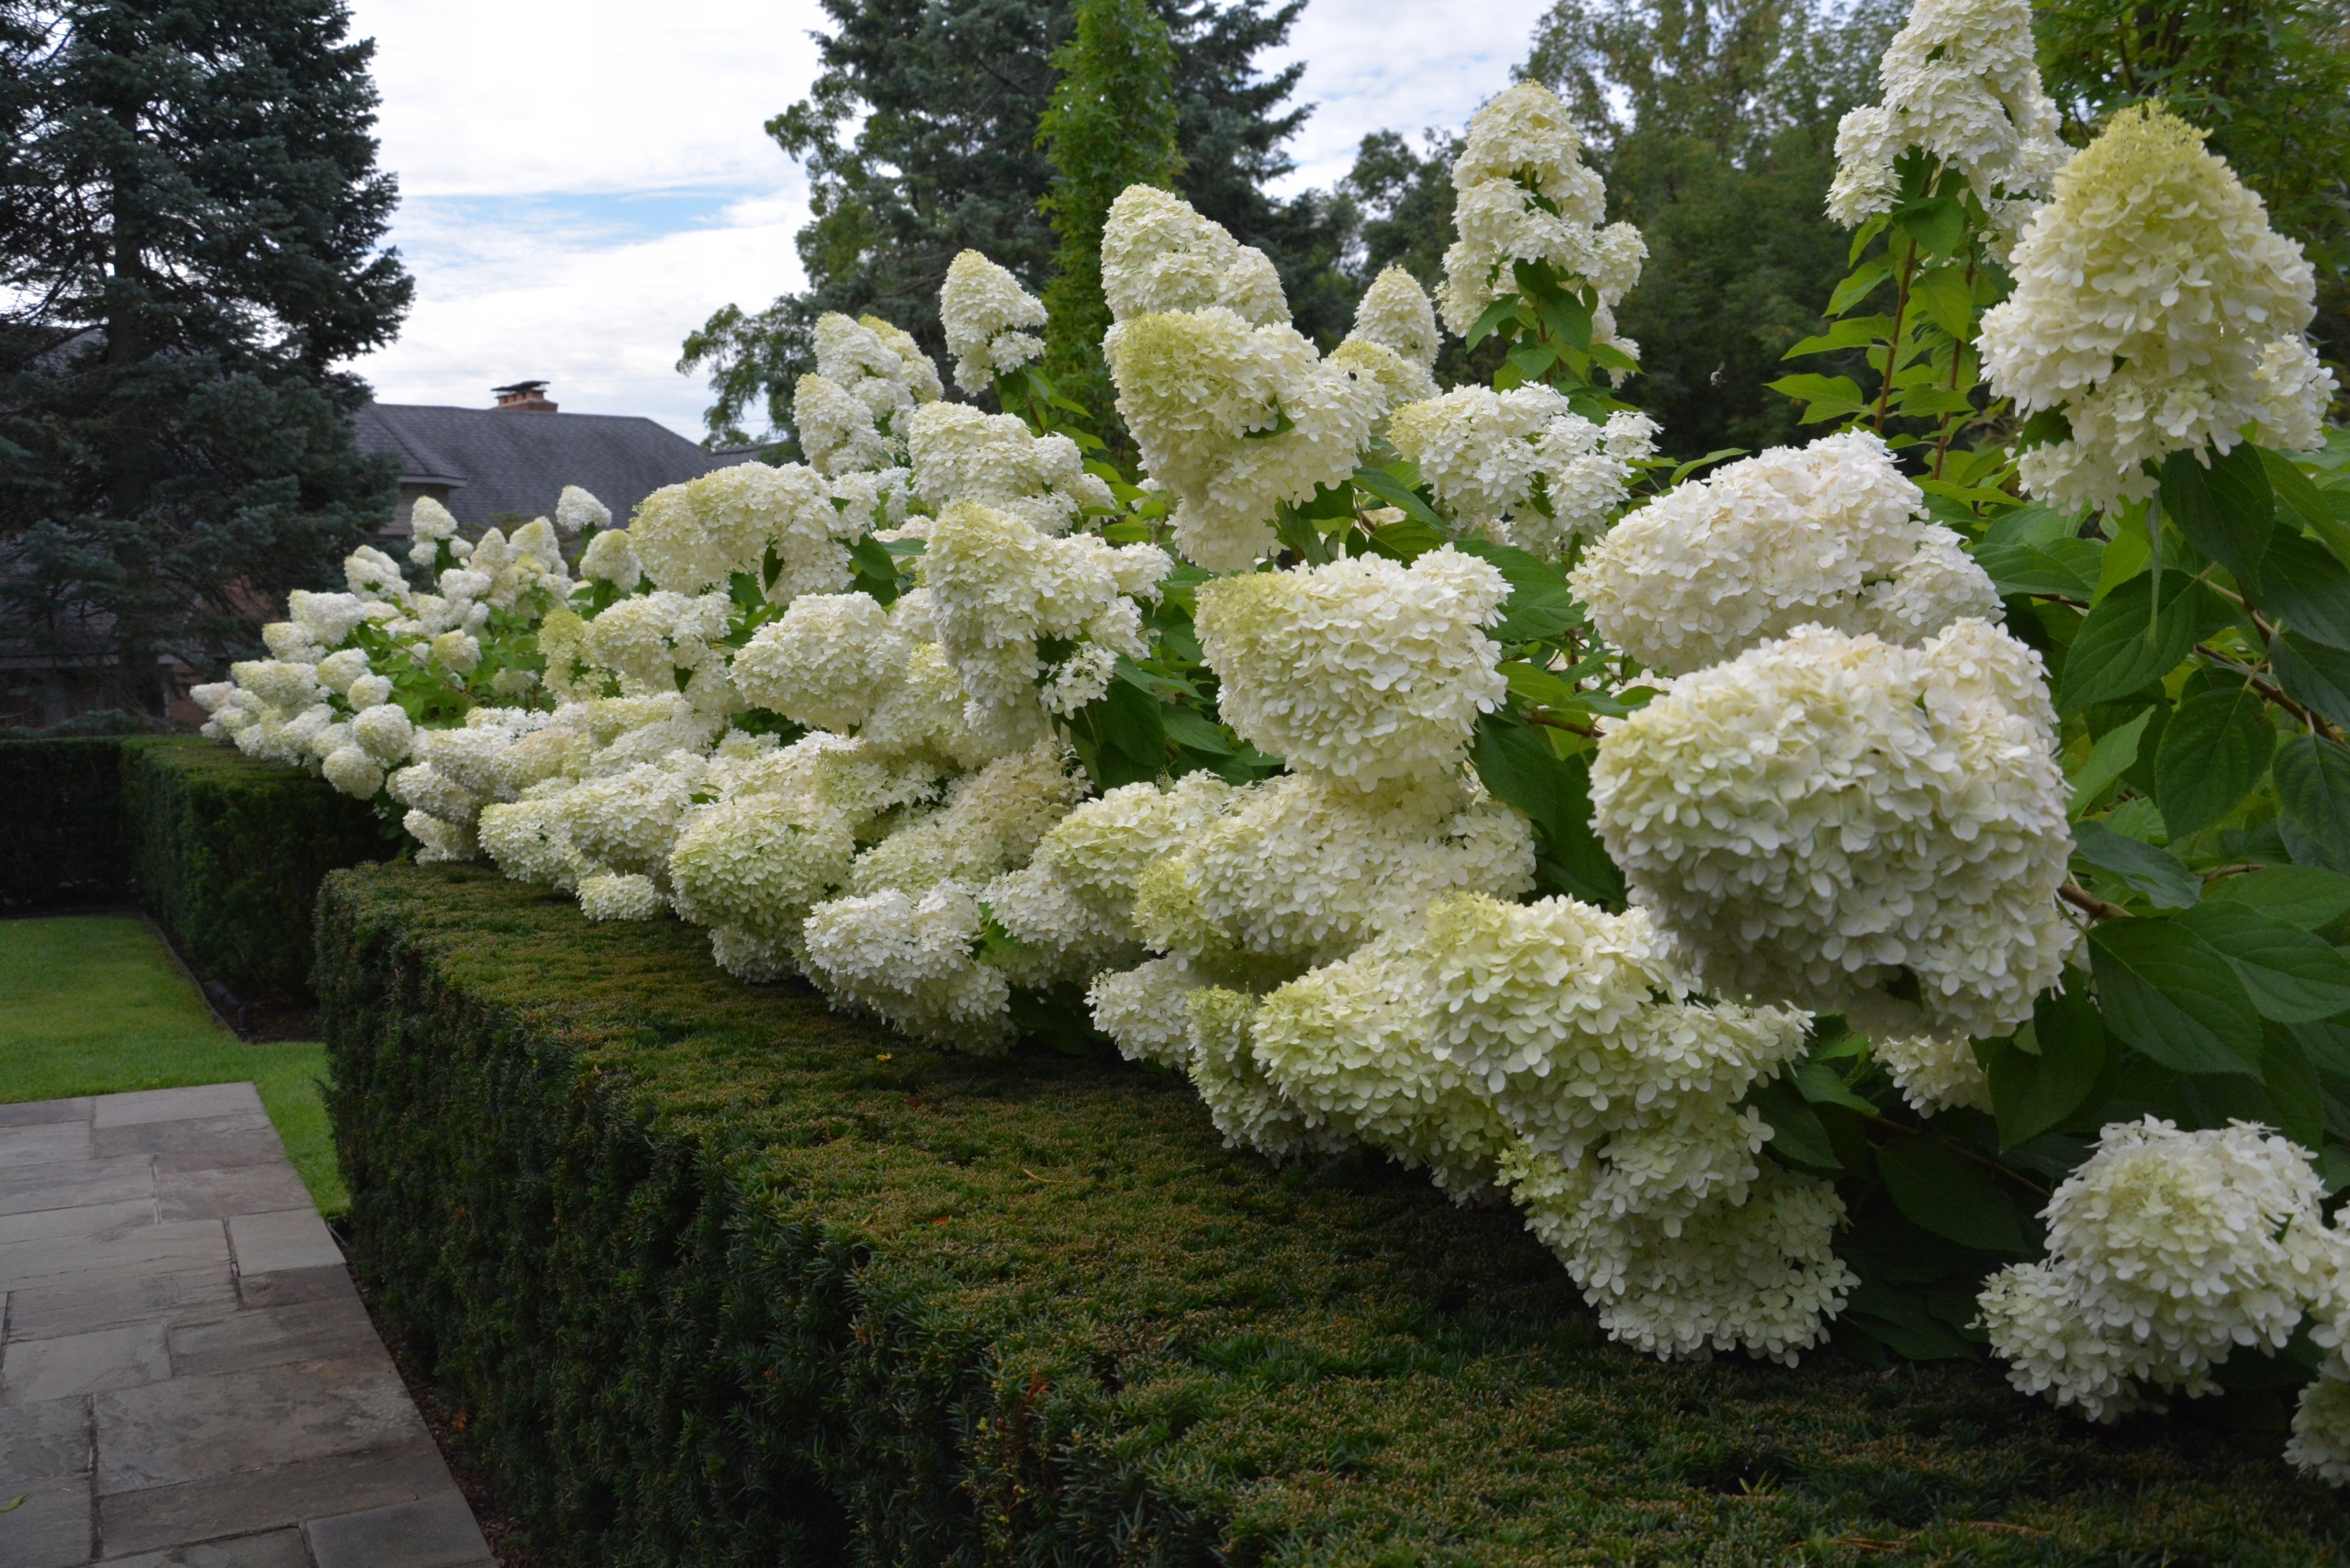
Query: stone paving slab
0 1084 491 1566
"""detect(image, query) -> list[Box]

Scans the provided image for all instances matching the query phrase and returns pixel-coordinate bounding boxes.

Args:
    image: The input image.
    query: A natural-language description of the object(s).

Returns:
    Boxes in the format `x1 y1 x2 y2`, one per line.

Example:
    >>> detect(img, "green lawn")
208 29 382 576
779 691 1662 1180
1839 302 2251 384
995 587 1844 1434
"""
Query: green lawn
0 914 344 1215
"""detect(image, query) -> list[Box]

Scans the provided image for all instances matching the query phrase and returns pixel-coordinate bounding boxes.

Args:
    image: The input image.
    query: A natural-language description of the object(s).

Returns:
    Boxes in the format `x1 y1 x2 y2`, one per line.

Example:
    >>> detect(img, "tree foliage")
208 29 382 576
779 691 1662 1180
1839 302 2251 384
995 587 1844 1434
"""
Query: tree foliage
1038 0 1182 420
0 0 409 710
680 0 1348 448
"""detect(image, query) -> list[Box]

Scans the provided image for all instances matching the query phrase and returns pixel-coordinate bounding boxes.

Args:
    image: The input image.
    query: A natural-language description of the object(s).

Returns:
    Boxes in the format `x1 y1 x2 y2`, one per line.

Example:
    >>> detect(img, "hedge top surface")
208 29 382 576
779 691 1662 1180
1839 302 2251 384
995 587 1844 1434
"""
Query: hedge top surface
330 862 2350 1564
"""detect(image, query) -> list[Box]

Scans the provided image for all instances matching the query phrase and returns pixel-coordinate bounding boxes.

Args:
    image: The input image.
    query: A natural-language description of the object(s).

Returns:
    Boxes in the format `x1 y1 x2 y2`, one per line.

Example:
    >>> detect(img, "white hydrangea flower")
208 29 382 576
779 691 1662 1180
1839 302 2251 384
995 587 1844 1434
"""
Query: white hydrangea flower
351 702 413 763
1437 82 1645 364
1980 106 2333 513
978 861 1143 991
1571 431 1999 674
408 495 458 545
1507 1148 1855 1364
729 593 909 731
1194 546 1508 789
321 745 384 799
1141 771 1534 969
1085 955 1202 1070
477 797 592 892
1520 409 1657 556
579 591 731 697
1387 386 1569 523
1826 0 2065 252
794 372 891 476
921 499 1169 738
1252 928 1516 1201
1981 1119 2347 1421
289 590 372 650
343 545 408 600
2290 1356 2350 1484
579 528 643 590
1183 986 1346 1159
939 249 1049 395
1101 185 1289 326
1592 619 2076 1043
550 757 706 875
845 738 1089 896
578 870 666 922
554 485 610 535
801 881 1013 1049
403 808 476 864
628 462 862 599
1871 1031 1993 1115
1348 264 1441 375
1103 306 1386 571
667 791 857 944
908 401 1113 536
815 310 943 437
261 622 324 665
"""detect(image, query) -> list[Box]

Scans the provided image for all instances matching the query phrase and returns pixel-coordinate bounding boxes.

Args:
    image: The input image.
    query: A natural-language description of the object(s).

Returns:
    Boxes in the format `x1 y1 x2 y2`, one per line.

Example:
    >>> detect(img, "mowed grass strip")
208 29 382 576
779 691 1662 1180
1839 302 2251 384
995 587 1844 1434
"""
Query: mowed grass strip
0 913 344 1215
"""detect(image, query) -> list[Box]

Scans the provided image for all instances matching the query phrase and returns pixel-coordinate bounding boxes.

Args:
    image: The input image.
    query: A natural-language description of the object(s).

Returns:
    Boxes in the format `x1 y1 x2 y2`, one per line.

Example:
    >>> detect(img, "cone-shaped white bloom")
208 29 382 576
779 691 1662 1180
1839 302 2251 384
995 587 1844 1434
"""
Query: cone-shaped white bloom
1980 106 2334 512
1827 0 2065 252
939 249 1048 394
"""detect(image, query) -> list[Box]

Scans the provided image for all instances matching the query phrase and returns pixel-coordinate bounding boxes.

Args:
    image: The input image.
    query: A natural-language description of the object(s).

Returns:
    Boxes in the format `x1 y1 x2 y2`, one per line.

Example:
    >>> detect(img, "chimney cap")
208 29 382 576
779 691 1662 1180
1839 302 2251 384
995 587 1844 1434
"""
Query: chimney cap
492 378 557 412
492 379 549 397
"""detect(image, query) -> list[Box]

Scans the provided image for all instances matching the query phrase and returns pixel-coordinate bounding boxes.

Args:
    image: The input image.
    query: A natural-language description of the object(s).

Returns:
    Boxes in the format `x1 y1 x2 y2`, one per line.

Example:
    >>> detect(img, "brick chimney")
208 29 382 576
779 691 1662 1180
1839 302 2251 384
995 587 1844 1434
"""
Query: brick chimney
492 379 557 412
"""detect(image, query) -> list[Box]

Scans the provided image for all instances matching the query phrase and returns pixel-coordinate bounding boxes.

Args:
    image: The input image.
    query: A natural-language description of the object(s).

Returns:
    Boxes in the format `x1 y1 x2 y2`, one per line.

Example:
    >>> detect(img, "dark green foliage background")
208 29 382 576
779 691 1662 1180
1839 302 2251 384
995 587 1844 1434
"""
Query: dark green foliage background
0 734 385 997
319 861 2350 1566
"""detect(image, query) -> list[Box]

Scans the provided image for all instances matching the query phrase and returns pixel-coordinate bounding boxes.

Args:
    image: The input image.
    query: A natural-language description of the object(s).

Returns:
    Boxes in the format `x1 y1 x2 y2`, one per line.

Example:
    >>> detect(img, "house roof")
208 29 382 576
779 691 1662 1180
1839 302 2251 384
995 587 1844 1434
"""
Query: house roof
353 404 752 528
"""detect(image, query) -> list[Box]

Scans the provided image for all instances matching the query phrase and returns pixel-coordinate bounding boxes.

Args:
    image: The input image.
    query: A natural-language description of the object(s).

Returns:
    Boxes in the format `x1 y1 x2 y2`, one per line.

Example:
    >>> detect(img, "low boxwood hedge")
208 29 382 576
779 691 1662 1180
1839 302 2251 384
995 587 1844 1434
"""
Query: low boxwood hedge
319 860 2350 1567
0 734 386 999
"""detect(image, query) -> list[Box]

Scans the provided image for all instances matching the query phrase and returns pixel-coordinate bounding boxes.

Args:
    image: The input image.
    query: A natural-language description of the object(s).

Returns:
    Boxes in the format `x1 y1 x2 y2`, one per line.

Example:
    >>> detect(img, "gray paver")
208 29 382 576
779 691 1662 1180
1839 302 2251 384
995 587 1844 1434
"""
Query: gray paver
226 1210 340 1276
0 1085 485 1562
0 1394 92 1483
0 1155 156 1219
4 1267 239 1342
306 1491 494 1568
101 1528 312 1566
95 1355 426 1493
0 1197 157 1248
3 1323 171 1405
235 1264 356 1311
0 1473 95 1567
154 1166 309 1224
0 1100 89 1130
93 1116 285 1176
91 1086 263 1130
98 1440 453 1557
0 1220 229 1292
168 1295 379 1379
0 1123 95 1170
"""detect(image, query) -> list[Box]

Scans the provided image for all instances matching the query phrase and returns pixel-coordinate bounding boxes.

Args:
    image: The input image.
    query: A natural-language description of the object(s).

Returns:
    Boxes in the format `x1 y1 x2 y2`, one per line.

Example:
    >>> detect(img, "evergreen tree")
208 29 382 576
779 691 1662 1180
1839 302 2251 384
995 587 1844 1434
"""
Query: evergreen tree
0 0 408 714
679 0 1347 446
1037 0 1182 418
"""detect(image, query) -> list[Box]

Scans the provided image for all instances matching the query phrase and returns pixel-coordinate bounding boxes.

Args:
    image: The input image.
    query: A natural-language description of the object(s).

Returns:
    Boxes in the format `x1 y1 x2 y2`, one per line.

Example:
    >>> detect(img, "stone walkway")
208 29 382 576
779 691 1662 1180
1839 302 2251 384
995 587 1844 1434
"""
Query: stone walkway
0 1083 493 1567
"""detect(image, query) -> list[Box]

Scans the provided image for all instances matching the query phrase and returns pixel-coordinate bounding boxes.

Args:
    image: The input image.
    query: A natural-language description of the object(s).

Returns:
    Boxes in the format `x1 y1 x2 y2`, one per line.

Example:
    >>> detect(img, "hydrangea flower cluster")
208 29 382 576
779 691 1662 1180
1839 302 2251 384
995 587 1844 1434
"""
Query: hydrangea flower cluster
1981 1120 2350 1424
1438 82 1646 368
1592 619 2077 1094
1826 0 2065 252
1102 187 1406 570
1569 431 2000 674
1980 105 2337 512
939 250 1048 395
793 311 942 476
1387 386 1656 555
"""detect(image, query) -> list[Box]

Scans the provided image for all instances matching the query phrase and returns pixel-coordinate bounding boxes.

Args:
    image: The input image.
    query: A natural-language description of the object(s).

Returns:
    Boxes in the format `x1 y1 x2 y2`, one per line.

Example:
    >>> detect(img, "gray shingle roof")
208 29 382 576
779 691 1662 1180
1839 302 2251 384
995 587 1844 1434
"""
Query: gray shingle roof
354 404 752 527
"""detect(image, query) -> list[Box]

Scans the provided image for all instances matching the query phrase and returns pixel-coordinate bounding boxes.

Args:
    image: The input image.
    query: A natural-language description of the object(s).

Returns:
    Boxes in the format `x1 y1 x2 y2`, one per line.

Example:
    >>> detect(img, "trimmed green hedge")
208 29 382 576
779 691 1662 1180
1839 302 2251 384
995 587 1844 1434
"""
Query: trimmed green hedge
0 735 386 999
320 861 2350 1567
0 735 133 911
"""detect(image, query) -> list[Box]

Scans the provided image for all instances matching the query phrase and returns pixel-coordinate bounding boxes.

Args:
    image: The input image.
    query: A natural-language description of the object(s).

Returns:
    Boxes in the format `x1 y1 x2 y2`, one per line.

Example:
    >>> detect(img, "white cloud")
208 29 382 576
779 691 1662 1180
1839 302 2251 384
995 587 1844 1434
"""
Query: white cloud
341 0 1552 437
1266 0 1555 193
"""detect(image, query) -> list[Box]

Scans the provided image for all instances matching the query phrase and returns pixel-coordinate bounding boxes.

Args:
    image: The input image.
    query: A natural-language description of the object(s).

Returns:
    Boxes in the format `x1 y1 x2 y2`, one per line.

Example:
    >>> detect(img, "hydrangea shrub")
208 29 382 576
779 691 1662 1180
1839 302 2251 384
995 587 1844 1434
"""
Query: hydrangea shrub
206 0 2350 1484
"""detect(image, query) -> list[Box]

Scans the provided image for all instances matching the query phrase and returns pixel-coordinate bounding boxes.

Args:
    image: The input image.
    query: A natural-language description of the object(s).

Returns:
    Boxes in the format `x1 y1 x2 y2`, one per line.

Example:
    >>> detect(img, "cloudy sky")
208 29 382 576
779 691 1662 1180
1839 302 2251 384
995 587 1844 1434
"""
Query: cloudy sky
342 0 1553 439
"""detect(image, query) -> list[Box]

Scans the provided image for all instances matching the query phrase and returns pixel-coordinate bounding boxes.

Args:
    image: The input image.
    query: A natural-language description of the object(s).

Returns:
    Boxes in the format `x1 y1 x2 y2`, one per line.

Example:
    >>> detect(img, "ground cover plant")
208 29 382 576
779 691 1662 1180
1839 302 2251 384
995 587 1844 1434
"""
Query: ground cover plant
206 0 2350 1485
0 913 344 1212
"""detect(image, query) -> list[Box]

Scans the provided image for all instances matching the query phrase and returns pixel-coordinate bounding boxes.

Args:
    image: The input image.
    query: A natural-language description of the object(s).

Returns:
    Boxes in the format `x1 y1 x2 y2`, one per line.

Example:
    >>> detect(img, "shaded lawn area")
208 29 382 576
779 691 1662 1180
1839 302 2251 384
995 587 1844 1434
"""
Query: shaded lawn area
0 913 344 1215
